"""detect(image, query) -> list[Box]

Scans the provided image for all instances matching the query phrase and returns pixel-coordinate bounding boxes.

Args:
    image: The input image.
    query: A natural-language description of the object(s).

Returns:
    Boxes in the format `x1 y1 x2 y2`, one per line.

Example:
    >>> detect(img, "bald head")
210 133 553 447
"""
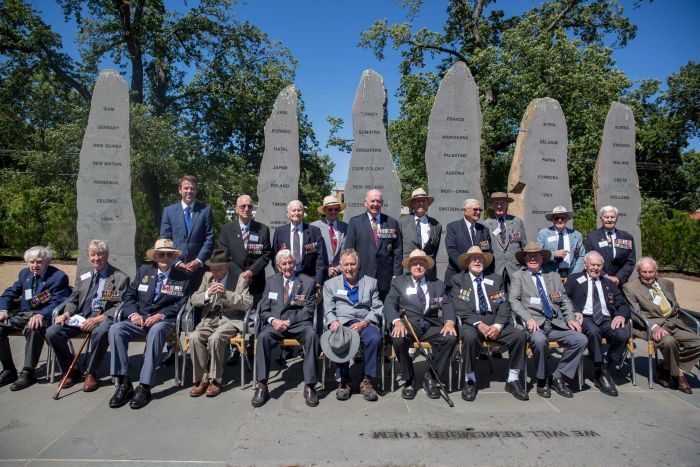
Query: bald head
364 189 383 217
287 199 304 225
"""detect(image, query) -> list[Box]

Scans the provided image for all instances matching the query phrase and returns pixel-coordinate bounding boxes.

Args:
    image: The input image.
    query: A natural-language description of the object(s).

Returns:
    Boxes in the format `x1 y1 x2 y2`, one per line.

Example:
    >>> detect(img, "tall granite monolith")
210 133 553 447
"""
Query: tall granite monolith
77 70 136 279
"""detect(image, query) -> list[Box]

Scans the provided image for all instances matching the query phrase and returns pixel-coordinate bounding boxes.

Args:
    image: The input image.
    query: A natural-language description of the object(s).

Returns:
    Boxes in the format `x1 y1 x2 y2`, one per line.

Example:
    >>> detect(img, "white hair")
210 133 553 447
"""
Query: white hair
599 205 618 216
637 256 658 271
462 198 480 209
87 239 109 255
24 246 52 262
286 200 304 212
584 251 603 263
275 249 295 266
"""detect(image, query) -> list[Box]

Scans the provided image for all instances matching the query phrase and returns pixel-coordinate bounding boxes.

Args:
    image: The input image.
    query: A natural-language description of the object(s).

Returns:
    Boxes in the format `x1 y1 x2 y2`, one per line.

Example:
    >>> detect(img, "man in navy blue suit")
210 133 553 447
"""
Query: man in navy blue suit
444 198 493 287
0 246 69 390
584 206 636 286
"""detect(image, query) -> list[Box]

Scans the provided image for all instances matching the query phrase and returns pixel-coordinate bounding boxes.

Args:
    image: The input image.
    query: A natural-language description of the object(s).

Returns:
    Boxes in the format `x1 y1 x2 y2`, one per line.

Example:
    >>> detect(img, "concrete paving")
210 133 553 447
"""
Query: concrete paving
0 337 698 466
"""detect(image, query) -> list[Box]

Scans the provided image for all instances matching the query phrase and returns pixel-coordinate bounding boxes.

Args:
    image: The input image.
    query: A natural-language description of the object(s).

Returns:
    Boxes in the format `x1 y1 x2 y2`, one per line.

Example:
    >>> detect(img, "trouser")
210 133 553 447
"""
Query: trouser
255 321 318 385
335 320 382 380
581 317 629 365
190 316 241 383
461 323 526 375
109 319 175 386
528 320 587 380
0 311 46 372
657 326 700 376
392 321 457 384
45 318 113 374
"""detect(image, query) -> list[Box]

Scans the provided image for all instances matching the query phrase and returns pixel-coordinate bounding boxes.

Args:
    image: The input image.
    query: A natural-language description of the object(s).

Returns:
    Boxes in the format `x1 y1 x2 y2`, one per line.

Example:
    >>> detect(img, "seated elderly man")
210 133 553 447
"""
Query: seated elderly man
0 246 69 391
565 251 631 397
446 246 528 402
509 242 587 398
385 249 457 400
536 206 585 279
46 240 130 392
252 249 319 408
108 239 191 409
322 248 383 401
623 257 700 394
189 248 252 398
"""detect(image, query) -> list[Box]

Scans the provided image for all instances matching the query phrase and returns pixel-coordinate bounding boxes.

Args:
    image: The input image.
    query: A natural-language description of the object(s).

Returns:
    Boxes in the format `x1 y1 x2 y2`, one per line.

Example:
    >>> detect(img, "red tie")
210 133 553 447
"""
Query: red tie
329 222 338 253
371 218 379 245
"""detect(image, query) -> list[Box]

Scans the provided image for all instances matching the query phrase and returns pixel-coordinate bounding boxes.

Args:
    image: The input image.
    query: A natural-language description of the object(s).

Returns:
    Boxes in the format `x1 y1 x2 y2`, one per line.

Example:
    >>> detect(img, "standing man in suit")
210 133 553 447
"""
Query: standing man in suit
0 246 69 390
384 249 457 400
537 206 585 280
483 192 526 288
446 246 528 402
46 240 130 392
108 239 191 409
399 188 442 281
565 251 630 397
188 249 253 398
311 195 348 280
445 198 493 287
585 206 635 286
623 257 700 394
509 242 587 398
251 250 319 408
345 189 402 301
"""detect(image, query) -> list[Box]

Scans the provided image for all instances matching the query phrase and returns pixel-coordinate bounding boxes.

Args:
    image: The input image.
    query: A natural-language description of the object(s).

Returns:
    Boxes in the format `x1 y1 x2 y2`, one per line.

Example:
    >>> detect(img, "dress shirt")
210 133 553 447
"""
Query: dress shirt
268 275 295 324
342 276 359 305
415 215 430 248
553 228 571 266
470 272 498 329
582 275 610 317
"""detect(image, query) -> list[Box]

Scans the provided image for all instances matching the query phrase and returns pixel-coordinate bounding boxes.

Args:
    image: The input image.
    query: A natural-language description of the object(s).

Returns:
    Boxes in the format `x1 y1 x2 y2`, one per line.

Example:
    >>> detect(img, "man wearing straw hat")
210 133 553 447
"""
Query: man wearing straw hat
536 206 585 279
311 195 348 279
483 192 526 286
399 188 442 281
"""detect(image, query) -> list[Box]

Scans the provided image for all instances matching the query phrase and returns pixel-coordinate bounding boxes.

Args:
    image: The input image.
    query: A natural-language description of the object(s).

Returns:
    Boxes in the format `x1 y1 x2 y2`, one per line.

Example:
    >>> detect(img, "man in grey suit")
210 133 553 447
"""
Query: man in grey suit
536 206 585 279
311 195 348 279
252 250 319 408
509 242 587 398
483 192 526 286
399 188 442 281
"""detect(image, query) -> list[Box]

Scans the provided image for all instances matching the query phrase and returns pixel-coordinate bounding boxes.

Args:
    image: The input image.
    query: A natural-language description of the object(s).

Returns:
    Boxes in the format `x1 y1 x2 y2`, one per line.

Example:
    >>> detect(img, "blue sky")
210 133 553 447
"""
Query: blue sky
37 0 700 184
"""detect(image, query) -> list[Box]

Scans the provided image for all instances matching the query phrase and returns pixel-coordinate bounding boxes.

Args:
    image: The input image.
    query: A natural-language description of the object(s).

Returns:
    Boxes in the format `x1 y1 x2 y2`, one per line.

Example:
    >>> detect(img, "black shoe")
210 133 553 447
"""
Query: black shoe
0 369 18 387
109 383 134 408
401 381 416 400
304 385 319 407
423 373 440 399
594 372 618 397
491 350 503 359
251 384 269 407
461 381 477 401
281 346 294 360
225 346 240 366
129 385 152 409
550 377 574 398
536 381 551 398
505 380 529 401
10 370 36 391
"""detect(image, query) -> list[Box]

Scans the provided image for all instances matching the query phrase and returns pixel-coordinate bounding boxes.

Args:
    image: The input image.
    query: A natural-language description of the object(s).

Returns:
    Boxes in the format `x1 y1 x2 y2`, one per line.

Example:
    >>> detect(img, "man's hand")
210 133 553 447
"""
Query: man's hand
240 270 254 282
567 319 582 332
327 266 340 278
554 249 568 259
130 313 144 327
81 315 105 332
0 311 8 323
56 311 71 326
486 325 502 340
476 322 491 338
526 318 539 332
350 320 368 333
176 262 192 275
144 313 164 328
391 321 407 338
329 320 340 332
186 260 201 272
440 320 457 336
611 315 626 329
575 312 583 325
608 275 620 285
271 318 288 332
28 313 44 330
652 325 669 343
207 282 225 297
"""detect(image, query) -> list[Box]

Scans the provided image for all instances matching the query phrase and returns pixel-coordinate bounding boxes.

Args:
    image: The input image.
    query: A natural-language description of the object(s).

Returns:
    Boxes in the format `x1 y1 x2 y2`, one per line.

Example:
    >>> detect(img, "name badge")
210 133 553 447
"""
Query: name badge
268 292 278 300
530 297 542 305
337 289 348 296
24 289 32 300
80 272 92 281
250 234 259 242
547 235 557 243
576 275 587 284
492 227 502 236
483 278 494 286
406 287 417 295
138 284 149 292
598 240 609 248
652 296 662 306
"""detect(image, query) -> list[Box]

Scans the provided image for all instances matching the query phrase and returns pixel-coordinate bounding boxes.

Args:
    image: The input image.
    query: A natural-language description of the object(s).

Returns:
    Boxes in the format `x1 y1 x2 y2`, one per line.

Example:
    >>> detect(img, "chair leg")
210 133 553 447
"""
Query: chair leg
240 345 245 389
321 355 326 389
648 341 655 389
391 351 396 392
578 360 583 391
47 347 54 383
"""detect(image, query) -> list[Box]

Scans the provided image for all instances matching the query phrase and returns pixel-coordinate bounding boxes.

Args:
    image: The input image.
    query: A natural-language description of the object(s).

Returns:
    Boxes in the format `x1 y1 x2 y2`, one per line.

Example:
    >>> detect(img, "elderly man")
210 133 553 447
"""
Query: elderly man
446 246 528 402
483 192 526 286
445 198 493 287
585 206 636 286
565 251 631 396
323 249 383 401
537 206 585 279
509 242 587 398
311 195 348 279
108 239 191 409
399 188 442 281
623 257 700 394
384 249 457 400
189 249 252 397
252 250 319 408
46 240 130 392
345 189 402 301
0 246 69 390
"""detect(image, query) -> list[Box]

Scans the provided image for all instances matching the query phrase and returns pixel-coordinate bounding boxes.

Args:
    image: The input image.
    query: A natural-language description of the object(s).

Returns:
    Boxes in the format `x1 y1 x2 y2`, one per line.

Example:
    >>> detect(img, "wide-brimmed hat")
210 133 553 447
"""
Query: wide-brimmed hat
401 248 435 270
458 246 494 271
205 248 230 266
407 188 434 207
515 241 552 266
317 195 347 214
544 205 574 222
320 326 361 363
488 191 514 203
146 238 182 260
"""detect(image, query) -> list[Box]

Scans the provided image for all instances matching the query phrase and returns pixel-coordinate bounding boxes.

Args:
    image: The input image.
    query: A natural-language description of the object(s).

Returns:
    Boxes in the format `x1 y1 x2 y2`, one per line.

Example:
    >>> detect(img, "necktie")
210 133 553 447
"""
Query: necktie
80 273 99 316
651 283 672 317
284 279 290 305
292 226 301 265
498 217 506 244
184 206 192 234
154 272 166 301
591 278 604 325
241 225 249 248
555 232 564 264
607 231 616 257
88 273 102 314
371 217 379 245
470 224 477 246
532 272 553 319
475 277 489 315
329 222 338 253
416 281 426 312
415 217 422 248
31 275 38 296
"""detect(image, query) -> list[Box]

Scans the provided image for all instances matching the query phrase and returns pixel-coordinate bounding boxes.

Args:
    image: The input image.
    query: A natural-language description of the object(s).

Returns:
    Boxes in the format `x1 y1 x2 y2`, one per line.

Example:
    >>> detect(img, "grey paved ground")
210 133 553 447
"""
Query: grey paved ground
0 338 698 466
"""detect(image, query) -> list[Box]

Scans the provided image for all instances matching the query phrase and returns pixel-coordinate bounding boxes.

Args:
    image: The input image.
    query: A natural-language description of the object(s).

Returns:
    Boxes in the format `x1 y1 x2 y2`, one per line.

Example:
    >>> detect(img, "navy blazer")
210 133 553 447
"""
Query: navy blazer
444 219 493 286
445 272 511 328
399 214 442 281
122 263 191 321
0 266 69 320
345 212 403 292
383 274 453 329
218 219 272 296
272 223 328 286
584 228 636 284
259 272 316 327
564 272 631 320
160 200 215 265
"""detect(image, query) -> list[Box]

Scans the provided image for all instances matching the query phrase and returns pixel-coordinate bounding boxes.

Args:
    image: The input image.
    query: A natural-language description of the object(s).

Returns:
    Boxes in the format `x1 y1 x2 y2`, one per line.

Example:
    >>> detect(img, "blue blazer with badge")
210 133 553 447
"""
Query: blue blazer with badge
259 272 316 328
536 227 585 275
564 272 630 320
272 223 328 286
584 228 636 284
444 219 493 286
0 266 69 319
160 200 215 265
122 263 191 321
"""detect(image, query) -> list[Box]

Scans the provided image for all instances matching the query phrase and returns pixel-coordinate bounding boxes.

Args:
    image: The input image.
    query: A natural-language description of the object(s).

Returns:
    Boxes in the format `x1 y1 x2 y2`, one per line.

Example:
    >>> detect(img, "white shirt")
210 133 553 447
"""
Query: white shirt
582 275 610 317
553 227 571 266
289 222 305 269
604 228 617 256
268 275 295 324
470 272 500 329
414 215 430 248
366 212 381 226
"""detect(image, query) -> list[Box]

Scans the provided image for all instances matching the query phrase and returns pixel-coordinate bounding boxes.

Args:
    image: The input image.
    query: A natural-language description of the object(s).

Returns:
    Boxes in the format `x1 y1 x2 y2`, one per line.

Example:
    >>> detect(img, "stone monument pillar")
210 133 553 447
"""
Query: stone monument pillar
508 97 572 241
255 85 300 235
593 102 642 258
77 70 136 279
344 70 401 219
426 61 483 279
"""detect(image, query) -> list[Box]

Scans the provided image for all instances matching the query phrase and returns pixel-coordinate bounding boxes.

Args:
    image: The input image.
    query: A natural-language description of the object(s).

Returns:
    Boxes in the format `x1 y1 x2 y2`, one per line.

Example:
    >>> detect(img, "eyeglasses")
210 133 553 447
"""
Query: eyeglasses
466 208 483 212
553 216 568 221
325 207 340 212
237 204 253 210
156 251 176 258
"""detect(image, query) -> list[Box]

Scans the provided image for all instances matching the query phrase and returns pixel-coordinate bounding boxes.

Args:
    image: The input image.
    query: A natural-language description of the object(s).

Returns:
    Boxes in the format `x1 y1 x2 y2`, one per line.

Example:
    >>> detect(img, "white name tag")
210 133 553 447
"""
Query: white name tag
492 227 501 236
547 235 557 243
652 296 662 306
80 272 92 281
530 297 542 305
250 234 259 242
406 287 417 295
483 278 494 286
598 240 609 248
268 292 278 300
577 275 587 284
24 289 32 300
337 289 348 296
138 284 149 292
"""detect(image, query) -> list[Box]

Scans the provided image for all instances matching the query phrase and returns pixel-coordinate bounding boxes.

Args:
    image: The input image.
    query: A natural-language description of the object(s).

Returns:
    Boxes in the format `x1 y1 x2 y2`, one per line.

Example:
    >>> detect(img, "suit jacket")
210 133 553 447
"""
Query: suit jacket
508 268 575 329
345 212 403 292
322 274 383 326
536 227 585 275
622 277 692 334
445 272 511 328
218 219 271 296
0 265 70 320
190 271 253 321
310 218 348 269
383 274 454 329
564 272 630 320
259 273 316 327
160 200 215 264
584 227 636 284
272 223 328 286
122 263 191 321
64 264 130 319
444 218 493 285
399 214 442 280
483 215 527 278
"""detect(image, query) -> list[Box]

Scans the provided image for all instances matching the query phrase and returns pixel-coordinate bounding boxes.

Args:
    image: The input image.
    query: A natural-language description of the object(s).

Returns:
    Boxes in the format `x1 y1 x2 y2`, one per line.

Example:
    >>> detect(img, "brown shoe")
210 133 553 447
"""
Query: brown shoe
657 364 672 388
83 372 98 392
360 377 378 401
189 380 209 397
59 367 79 389
677 373 693 394
205 380 222 397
